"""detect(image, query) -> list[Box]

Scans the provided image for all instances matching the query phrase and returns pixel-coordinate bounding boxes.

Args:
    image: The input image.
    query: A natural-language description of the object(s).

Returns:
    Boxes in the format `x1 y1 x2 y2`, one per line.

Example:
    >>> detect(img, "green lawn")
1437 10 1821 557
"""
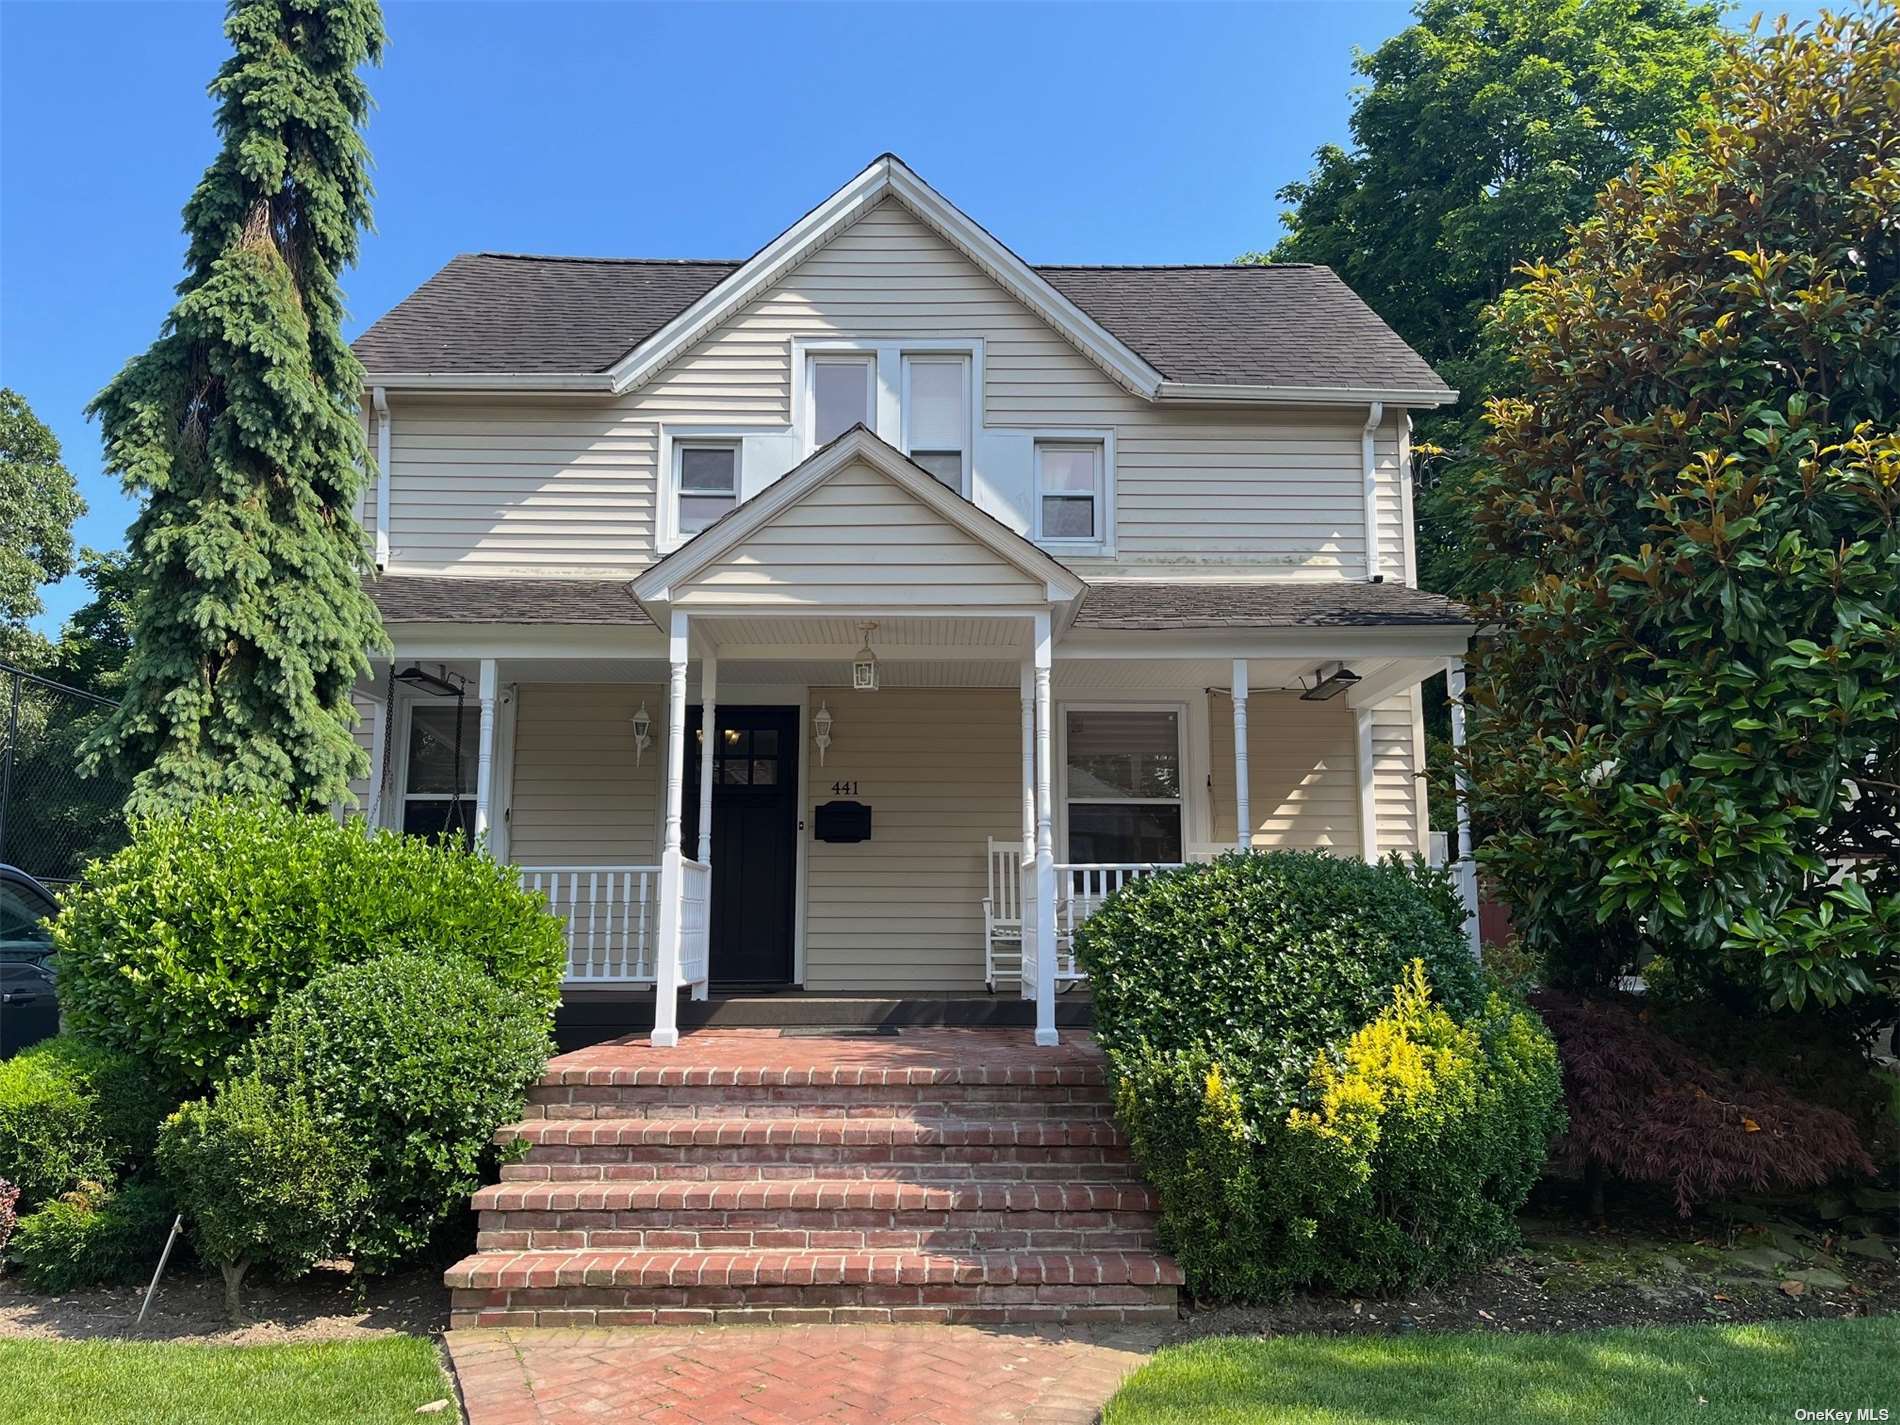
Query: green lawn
1103 1317 1899 1425
0 1336 456 1425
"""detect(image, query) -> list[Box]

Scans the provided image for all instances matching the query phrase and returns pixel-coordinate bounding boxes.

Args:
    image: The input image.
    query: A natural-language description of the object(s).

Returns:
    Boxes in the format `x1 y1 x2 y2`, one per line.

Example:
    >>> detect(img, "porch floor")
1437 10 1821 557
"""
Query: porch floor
543 1024 1109 1082
555 991 1094 1050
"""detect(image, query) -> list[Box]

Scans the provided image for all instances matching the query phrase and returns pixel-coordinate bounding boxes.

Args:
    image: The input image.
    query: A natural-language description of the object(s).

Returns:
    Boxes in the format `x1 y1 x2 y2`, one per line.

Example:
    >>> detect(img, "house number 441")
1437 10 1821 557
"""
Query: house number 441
830 781 861 796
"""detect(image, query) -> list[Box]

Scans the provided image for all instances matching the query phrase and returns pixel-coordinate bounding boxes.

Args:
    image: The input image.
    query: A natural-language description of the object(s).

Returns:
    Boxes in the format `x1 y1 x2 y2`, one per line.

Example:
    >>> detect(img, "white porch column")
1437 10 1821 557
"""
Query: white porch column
1019 659 1035 860
1355 706 1379 864
1032 610 1058 1048
473 658 499 855
1231 658 1251 854
696 648 717 864
1446 656 1482 959
652 616 690 1048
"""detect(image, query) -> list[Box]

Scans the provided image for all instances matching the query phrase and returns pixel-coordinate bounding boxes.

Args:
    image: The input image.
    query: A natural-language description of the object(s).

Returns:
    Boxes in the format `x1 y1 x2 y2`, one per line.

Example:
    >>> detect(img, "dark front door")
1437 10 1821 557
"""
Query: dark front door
682 705 799 986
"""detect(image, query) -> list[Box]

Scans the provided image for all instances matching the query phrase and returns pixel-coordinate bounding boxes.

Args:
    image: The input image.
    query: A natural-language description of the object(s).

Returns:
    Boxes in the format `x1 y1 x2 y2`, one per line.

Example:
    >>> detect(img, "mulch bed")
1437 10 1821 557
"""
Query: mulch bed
0 1262 446 1346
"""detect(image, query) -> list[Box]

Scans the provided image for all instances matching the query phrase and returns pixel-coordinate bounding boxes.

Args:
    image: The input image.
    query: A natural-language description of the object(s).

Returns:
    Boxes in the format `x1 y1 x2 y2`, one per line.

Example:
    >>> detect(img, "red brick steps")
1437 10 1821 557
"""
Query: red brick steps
447 1028 1179 1326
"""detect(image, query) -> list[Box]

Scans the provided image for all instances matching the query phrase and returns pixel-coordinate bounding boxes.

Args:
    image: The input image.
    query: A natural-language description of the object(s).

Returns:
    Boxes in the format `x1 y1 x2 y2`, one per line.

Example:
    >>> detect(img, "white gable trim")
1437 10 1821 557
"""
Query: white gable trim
631 427 1088 606
606 156 1168 402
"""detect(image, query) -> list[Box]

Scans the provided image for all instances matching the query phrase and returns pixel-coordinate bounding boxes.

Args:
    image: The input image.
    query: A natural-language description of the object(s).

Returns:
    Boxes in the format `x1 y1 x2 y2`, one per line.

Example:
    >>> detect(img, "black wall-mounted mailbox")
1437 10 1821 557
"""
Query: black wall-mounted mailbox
813 800 872 843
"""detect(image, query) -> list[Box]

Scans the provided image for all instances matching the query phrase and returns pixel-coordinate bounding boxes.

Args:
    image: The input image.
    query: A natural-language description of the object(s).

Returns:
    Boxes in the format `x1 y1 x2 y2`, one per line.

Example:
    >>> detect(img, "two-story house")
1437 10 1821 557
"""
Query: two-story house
348 155 1470 1051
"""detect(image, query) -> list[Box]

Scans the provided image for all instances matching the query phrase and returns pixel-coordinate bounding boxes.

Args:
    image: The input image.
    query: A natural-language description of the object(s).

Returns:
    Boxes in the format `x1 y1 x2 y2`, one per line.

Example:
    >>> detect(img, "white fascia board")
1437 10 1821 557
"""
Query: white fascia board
1057 624 1475 661
360 372 616 392
377 624 667 660
606 156 1166 403
880 164 1165 401
631 427 1087 605
1156 381 1460 409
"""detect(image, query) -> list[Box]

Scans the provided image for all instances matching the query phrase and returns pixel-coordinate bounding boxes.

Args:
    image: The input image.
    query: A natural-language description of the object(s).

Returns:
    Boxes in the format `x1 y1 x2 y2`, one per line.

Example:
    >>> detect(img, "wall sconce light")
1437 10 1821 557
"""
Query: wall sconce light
852 621 881 692
813 699 833 766
631 701 653 764
1298 663 1362 702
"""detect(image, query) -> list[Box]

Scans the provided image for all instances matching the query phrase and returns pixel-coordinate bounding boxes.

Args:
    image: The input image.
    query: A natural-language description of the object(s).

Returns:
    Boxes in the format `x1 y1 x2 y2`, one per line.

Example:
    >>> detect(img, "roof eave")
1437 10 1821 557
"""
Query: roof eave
360 371 617 393
1156 380 1458 408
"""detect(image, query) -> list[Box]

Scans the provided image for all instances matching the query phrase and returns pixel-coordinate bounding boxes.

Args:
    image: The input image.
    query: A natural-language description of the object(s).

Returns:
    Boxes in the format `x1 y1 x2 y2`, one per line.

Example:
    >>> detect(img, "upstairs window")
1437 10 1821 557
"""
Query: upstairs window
1034 441 1104 543
810 355 875 445
902 354 969 489
675 442 739 536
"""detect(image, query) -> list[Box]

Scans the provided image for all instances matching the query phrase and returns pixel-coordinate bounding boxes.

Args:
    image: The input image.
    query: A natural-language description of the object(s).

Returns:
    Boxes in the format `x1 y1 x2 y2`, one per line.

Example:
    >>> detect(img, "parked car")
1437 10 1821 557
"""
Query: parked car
1 865 60 1056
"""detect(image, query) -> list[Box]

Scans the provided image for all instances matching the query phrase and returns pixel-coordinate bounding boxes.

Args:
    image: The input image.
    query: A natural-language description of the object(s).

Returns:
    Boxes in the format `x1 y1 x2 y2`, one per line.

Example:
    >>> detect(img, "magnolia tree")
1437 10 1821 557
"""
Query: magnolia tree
1459 9 1900 1011
86 0 387 812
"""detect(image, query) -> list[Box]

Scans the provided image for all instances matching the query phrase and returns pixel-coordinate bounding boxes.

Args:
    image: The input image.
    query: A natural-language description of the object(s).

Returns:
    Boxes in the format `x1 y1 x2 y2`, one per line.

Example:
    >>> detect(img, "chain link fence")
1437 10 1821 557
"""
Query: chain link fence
0 662 130 887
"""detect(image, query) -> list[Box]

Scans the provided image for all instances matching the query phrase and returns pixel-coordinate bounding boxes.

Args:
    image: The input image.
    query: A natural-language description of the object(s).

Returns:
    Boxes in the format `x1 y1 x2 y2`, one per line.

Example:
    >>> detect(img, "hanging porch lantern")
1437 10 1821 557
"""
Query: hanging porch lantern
852 621 881 692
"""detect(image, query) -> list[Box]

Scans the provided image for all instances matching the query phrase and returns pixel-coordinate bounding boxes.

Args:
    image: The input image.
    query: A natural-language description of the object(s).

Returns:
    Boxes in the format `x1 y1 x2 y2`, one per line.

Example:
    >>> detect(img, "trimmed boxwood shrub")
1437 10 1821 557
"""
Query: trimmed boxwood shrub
10 1179 175 1292
0 1180 17 1256
1077 851 1484 1118
51 799 566 1092
0 1035 173 1211
243 953 553 1273
158 1072 366 1321
1118 966 1564 1300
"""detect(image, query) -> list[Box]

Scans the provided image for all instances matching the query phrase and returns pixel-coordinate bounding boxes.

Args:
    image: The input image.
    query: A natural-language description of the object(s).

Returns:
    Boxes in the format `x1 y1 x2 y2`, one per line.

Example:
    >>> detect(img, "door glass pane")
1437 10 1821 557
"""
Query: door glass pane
751 729 779 755
1042 495 1095 539
1067 805 1183 864
718 758 751 785
407 706 477 795
750 759 778 786
812 359 872 444
1066 710 1180 800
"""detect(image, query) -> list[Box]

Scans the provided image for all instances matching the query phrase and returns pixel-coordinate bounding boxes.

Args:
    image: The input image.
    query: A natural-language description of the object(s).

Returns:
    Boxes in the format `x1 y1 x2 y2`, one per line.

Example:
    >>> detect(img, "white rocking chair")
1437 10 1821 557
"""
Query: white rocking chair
982 837 1026 991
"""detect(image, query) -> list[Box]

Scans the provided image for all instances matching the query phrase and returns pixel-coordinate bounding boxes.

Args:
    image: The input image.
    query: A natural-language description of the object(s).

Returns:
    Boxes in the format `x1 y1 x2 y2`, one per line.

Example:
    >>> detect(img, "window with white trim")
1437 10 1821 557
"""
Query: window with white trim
401 703 477 846
1034 440 1104 543
674 442 739 537
901 353 969 489
1063 707 1183 863
809 355 875 446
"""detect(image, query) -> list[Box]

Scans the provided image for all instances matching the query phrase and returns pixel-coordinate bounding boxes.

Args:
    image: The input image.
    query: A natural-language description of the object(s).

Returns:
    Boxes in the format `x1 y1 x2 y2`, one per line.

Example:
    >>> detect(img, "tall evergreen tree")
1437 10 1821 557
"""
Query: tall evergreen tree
0 387 85 668
86 0 388 813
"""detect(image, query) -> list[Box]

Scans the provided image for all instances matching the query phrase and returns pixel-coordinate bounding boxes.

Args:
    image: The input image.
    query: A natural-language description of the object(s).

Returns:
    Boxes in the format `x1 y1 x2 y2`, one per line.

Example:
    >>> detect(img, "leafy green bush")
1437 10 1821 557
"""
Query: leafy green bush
52 799 566 1091
0 1036 172 1210
1078 851 1484 1118
1117 964 1564 1300
158 1072 365 1320
244 953 552 1273
0 1180 17 1255
10 1179 174 1292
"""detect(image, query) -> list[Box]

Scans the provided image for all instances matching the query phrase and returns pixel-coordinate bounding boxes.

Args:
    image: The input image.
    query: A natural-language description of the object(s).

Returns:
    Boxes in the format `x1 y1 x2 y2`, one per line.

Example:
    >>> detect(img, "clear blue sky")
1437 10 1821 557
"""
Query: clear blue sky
0 0 1824 634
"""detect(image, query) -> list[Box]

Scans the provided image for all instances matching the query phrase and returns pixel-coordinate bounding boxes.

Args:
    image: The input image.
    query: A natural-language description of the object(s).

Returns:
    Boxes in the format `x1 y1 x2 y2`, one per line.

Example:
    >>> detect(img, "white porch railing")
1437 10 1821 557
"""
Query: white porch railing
1052 862 1182 979
520 865 661 984
678 858 711 987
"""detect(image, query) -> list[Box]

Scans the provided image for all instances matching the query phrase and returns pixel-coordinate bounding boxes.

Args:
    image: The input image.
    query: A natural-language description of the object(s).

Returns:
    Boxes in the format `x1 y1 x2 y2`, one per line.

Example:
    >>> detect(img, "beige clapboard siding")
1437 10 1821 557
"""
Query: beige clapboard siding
803 688 1019 992
675 462 1044 608
343 691 379 815
378 199 1410 579
1373 425 1407 581
507 684 661 864
1207 693 1360 850
385 401 659 574
1371 690 1427 856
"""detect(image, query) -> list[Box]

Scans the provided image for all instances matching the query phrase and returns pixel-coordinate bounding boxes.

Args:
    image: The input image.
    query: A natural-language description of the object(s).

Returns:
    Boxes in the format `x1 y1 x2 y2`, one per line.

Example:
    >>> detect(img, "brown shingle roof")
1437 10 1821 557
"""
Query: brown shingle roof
1073 581 1469 630
352 253 1450 397
368 576 650 625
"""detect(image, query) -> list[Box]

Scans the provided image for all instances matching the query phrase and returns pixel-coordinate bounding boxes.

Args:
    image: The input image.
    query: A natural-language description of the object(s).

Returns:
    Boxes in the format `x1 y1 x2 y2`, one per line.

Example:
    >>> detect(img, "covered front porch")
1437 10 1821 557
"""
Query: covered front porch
357 610 1460 1048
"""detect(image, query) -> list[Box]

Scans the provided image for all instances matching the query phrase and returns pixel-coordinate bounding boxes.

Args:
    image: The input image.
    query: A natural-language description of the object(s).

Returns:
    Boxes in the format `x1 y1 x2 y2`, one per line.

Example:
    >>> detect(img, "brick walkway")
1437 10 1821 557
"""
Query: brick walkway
445 1323 1161 1425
